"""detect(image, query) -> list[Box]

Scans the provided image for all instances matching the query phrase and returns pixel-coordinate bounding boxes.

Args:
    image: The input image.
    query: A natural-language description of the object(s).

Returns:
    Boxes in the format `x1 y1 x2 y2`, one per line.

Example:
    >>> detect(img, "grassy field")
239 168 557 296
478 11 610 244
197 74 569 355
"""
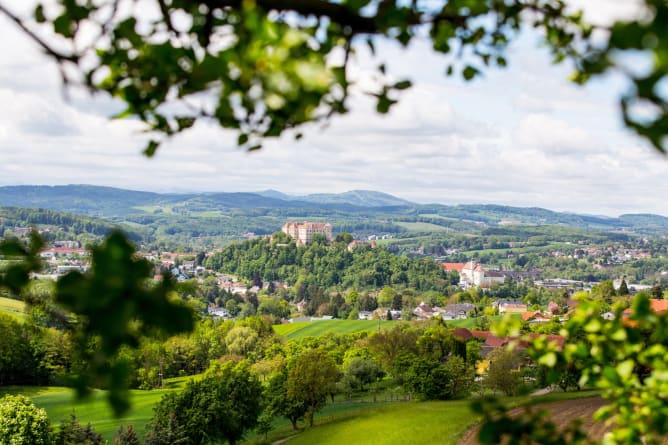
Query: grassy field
395 222 451 232
3 378 600 445
273 320 395 340
283 390 601 445
272 317 518 340
0 296 27 320
1 377 193 442
285 400 477 445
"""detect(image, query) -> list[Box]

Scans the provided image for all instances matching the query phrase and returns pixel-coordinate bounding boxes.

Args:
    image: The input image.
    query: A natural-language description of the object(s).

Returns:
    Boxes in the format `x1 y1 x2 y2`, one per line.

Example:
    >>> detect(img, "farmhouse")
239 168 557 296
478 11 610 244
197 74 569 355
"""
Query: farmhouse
439 303 476 320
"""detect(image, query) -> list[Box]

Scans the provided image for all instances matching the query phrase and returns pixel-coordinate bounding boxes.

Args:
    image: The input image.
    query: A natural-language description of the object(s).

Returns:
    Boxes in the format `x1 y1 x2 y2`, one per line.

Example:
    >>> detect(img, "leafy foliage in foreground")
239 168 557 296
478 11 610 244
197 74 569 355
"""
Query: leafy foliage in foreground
0 231 194 416
3 1 667 153
475 294 668 444
0 394 51 445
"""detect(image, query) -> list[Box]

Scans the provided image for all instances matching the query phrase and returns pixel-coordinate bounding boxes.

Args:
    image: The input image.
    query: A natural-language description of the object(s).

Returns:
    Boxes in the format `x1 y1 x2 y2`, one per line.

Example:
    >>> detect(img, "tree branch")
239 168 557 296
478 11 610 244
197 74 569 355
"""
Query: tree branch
205 0 381 34
0 3 78 63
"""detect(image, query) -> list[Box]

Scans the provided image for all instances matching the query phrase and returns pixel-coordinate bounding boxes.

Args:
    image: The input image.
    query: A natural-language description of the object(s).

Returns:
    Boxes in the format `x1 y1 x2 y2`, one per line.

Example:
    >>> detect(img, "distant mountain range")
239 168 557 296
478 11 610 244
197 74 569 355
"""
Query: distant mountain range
1 185 667 234
255 189 413 207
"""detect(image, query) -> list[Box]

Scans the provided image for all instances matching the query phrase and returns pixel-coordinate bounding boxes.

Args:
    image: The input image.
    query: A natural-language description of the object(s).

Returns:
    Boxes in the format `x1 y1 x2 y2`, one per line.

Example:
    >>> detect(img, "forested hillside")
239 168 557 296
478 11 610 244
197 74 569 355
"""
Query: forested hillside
204 234 454 292
0 207 144 241
1 185 666 237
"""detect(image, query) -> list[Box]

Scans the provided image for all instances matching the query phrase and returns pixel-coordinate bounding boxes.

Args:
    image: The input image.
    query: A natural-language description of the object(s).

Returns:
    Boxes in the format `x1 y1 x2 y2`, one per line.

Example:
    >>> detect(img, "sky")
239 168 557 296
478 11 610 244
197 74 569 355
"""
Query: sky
0 0 666 217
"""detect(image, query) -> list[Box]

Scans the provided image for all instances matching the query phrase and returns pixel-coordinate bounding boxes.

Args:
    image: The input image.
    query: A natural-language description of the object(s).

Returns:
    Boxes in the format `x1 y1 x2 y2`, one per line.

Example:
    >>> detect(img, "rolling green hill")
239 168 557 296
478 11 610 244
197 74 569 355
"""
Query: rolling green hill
0 296 27 320
0 185 665 235
273 320 395 340
272 318 491 341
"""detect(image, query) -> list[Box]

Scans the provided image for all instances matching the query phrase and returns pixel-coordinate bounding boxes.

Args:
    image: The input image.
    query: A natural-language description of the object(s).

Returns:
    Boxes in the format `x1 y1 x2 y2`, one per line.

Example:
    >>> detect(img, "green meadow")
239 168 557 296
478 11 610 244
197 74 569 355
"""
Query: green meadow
0 295 27 320
272 317 512 340
0 378 192 442
395 221 452 232
3 381 600 445
286 400 475 445
283 390 601 445
273 319 395 340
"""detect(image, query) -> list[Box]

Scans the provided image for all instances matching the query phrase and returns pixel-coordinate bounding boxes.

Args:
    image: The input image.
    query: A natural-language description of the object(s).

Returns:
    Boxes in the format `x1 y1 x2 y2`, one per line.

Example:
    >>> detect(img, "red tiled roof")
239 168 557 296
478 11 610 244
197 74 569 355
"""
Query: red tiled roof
522 311 552 321
650 299 668 313
623 298 668 317
451 328 472 340
524 333 566 349
451 328 566 350
442 263 465 272
484 335 510 348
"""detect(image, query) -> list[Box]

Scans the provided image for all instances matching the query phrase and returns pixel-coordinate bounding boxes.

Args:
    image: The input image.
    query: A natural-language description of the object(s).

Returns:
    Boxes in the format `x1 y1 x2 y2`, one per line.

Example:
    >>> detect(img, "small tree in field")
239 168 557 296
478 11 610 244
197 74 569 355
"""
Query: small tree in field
147 361 263 445
485 347 522 396
266 369 308 431
0 394 51 445
287 349 339 427
55 414 104 445
113 425 140 445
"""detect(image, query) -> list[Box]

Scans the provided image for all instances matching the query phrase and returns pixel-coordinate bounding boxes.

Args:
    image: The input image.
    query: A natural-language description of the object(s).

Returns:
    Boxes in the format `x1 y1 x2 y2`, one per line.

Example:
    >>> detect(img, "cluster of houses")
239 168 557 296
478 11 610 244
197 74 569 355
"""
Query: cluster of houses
442 261 538 289
413 302 478 320
37 241 89 277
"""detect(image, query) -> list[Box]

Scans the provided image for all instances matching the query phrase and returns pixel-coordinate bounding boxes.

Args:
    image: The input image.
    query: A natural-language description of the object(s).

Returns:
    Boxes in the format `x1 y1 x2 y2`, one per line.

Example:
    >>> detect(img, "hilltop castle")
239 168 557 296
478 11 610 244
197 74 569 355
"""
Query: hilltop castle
282 221 333 246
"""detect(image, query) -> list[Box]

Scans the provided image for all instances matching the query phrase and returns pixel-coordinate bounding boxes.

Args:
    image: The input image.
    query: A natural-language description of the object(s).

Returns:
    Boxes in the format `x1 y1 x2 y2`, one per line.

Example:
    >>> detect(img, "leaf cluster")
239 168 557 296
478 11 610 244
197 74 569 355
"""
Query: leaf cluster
5 0 662 152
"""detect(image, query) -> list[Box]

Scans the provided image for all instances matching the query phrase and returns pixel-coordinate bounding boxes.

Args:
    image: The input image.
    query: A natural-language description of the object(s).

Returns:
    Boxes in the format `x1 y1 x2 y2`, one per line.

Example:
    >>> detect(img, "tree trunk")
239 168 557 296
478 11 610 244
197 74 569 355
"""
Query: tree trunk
307 407 315 427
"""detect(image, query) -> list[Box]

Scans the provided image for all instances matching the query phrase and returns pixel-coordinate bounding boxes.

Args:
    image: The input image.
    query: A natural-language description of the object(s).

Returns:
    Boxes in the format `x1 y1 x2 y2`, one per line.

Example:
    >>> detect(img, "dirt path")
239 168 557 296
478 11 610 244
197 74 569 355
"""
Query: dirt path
270 434 299 445
458 397 608 445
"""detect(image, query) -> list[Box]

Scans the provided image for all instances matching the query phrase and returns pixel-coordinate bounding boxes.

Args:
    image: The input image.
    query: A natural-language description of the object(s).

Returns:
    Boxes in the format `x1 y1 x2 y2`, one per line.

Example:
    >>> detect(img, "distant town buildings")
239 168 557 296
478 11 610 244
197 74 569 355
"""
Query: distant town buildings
459 261 506 289
282 221 333 245
347 240 377 252
496 300 528 314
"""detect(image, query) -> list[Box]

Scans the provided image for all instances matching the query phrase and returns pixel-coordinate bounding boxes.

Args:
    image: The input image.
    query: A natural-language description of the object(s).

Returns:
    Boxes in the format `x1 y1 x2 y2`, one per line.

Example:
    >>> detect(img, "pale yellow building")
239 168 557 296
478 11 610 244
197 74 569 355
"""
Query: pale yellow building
282 221 333 245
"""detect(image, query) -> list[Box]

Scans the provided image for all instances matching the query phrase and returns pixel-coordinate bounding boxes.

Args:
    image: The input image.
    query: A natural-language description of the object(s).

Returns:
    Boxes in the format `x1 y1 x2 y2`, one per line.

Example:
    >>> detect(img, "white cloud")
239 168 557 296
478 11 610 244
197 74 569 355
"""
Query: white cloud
0 1 667 217
567 0 649 26
514 114 599 156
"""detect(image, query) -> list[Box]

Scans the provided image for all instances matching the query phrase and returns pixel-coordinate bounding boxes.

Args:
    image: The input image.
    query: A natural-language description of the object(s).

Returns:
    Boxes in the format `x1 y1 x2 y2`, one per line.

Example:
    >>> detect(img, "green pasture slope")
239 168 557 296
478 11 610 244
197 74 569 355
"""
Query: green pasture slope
1 379 192 442
0 296 27 320
285 390 602 445
287 400 475 445
273 320 395 340
273 318 503 340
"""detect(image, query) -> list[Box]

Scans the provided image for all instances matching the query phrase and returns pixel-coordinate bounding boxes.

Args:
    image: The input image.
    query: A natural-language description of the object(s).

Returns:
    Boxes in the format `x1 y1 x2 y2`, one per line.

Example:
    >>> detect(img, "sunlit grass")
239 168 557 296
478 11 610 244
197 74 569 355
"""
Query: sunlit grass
4 376 192 442
0 296 27 320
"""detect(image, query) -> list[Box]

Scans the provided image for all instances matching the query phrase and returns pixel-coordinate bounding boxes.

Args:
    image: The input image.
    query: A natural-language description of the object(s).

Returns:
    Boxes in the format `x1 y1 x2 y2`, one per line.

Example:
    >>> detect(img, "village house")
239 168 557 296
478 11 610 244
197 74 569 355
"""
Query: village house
207 303 230 319
496 300 528 314
439 303 476 320
522 311 553 323
451 328 566 358
347 240 377 252
623 299 668 317
358 311 373 320
413 302 437 319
